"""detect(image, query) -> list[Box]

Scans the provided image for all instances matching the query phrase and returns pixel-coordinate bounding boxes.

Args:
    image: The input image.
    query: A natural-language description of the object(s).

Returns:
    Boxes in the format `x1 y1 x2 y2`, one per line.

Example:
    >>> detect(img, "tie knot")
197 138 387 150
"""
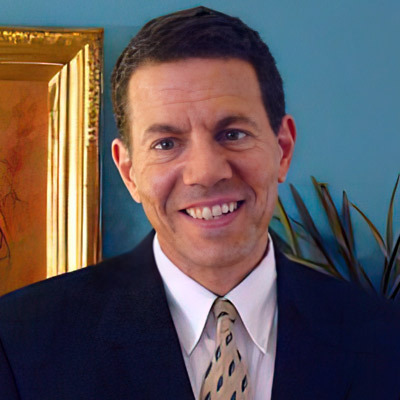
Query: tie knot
212 298 237 327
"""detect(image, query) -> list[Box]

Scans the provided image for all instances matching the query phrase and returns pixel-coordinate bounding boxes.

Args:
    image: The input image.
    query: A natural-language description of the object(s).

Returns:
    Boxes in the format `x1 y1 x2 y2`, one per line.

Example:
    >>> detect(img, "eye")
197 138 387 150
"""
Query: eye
153 138 176 150
223 130 247 141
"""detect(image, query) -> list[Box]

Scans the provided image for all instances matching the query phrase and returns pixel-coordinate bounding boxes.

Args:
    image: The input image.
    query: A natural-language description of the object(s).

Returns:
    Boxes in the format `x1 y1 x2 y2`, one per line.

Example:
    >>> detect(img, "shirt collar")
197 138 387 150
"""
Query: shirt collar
154 235 217 355
154 234 277 356
225 240 277 354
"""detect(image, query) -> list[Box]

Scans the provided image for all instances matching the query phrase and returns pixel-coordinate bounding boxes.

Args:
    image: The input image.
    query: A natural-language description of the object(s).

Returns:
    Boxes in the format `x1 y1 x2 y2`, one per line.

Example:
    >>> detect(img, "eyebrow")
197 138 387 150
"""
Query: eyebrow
214 115 260 132
141 124 185 146
144 124 184 136
142 114 260 142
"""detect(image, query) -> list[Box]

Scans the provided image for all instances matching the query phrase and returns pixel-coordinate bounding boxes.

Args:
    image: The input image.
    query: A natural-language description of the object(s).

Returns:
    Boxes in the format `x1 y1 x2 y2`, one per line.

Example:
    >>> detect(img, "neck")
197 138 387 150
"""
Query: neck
158 236 269 296
188 265 258 296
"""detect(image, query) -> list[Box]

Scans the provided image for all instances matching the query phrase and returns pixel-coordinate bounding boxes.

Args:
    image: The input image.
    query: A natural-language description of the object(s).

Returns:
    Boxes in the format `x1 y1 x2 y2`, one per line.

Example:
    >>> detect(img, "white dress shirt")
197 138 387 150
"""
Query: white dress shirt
153 234 278 400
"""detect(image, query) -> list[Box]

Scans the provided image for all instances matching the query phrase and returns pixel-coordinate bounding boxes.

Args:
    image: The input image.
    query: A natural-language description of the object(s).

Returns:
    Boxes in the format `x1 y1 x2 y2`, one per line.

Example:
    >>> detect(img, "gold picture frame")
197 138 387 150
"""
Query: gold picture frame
0 27 103 295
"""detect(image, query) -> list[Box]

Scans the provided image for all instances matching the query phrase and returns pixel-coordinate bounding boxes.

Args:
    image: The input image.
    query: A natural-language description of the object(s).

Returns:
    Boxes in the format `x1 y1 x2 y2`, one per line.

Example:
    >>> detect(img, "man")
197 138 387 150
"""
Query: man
1 6 399 400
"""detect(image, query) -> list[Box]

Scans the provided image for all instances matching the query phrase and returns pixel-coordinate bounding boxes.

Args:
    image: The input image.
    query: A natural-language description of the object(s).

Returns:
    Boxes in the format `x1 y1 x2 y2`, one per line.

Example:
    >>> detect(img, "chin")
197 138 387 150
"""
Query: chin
186 243 252 270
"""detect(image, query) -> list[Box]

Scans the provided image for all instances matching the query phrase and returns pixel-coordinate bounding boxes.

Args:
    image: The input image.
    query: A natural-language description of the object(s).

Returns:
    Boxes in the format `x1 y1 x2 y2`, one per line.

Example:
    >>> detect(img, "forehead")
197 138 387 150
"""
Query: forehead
127 58 264 117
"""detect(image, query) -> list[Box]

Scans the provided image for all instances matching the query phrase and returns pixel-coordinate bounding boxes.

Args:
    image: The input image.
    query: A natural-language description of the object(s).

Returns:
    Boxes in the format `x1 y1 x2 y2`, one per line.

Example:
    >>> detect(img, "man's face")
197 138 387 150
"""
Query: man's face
113 58 295 273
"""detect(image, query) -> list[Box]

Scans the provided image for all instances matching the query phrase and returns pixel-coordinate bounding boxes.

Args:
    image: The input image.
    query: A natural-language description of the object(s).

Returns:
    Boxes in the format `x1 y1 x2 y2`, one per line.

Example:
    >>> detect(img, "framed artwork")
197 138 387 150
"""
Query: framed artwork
0 27 103 295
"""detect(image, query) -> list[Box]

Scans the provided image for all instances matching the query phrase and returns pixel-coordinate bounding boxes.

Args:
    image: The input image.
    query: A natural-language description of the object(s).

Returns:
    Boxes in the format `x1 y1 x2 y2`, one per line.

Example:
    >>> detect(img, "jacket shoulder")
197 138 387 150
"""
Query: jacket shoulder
0 231 156 321
276 250 400 355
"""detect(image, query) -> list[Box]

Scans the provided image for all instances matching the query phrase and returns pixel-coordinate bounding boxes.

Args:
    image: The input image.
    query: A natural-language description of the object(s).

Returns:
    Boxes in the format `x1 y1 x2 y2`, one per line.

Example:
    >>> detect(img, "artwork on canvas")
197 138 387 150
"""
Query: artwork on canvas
0 81 48 294
0 27 103 296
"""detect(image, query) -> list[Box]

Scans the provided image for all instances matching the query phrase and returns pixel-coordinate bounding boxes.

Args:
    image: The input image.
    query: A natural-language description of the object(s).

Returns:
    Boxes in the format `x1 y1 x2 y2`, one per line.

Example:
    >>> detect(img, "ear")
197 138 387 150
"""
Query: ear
277 114 296 183
111 138 141 203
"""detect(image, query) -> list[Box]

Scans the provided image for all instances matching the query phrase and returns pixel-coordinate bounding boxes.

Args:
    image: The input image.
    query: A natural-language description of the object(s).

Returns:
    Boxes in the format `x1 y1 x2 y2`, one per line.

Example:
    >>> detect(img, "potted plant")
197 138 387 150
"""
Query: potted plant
271 175 400 299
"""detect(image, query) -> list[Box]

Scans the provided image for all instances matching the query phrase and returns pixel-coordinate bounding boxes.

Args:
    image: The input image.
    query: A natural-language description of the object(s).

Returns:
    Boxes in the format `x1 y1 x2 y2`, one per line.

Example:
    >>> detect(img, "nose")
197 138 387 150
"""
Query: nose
182 141 233 187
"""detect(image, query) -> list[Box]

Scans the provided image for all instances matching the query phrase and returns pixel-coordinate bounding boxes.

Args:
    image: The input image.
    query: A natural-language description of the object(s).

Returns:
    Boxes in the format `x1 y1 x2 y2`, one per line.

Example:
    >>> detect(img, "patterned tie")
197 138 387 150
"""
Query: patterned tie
199 298 250 400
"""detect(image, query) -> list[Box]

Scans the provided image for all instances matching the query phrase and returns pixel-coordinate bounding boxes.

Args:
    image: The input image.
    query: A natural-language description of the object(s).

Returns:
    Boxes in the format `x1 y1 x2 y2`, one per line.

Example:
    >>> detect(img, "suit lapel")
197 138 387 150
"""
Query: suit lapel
94 232 194 399
271 250 355 400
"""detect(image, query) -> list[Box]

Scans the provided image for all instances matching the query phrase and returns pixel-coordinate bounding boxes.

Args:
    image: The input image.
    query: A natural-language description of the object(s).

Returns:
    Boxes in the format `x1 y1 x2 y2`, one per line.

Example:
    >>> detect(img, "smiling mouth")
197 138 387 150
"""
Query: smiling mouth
182 201 244 220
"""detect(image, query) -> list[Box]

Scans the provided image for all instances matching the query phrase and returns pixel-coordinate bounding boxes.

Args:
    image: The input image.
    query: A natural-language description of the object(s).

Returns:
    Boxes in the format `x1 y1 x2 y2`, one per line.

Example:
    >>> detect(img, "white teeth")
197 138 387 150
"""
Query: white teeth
202 207 212 220
186 201 239 220
212 205 222 217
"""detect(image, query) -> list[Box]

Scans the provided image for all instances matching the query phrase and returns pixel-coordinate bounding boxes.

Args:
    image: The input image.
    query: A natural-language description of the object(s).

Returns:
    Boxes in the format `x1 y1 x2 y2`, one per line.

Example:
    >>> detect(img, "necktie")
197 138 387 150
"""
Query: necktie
199 298 250 400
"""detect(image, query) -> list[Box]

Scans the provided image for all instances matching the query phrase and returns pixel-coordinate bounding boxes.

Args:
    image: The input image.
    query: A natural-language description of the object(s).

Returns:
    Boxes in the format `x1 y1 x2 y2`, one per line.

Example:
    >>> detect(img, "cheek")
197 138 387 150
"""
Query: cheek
239 152 281 194
134 163 180 212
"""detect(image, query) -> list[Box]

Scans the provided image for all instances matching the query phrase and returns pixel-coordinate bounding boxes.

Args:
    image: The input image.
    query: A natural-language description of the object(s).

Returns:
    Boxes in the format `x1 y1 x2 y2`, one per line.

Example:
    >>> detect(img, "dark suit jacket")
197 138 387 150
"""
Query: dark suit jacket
1 231 400 399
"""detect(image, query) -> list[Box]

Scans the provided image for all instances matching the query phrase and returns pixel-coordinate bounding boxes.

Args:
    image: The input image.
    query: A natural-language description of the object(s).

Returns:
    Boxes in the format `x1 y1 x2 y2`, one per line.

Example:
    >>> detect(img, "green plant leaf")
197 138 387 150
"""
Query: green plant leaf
388 273 400 300
312 178 351 252
383 232 400 297
289 218 311 241
269 228 294 255
351 203 388 259
283 253 341 278
350 201 390 294
355 260 375 293
311 177 361 284
341 191 355 251
290 183 343 279
275 197 301 256
386 174 399 255
388 242 400 299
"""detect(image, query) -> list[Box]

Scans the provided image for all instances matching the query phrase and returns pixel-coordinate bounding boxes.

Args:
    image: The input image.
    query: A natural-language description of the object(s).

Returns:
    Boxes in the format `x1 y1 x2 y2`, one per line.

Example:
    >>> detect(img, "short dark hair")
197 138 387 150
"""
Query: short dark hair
111 6 285 148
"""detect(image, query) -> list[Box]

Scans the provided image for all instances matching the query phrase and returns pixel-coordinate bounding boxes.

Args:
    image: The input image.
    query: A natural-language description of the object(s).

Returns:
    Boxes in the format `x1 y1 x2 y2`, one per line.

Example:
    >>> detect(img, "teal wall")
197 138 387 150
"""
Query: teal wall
2 0 399 280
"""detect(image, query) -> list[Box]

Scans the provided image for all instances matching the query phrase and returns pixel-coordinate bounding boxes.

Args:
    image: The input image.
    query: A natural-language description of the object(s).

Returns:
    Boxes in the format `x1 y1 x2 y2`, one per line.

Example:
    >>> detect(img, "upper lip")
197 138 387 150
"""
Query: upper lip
180 197 244 210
